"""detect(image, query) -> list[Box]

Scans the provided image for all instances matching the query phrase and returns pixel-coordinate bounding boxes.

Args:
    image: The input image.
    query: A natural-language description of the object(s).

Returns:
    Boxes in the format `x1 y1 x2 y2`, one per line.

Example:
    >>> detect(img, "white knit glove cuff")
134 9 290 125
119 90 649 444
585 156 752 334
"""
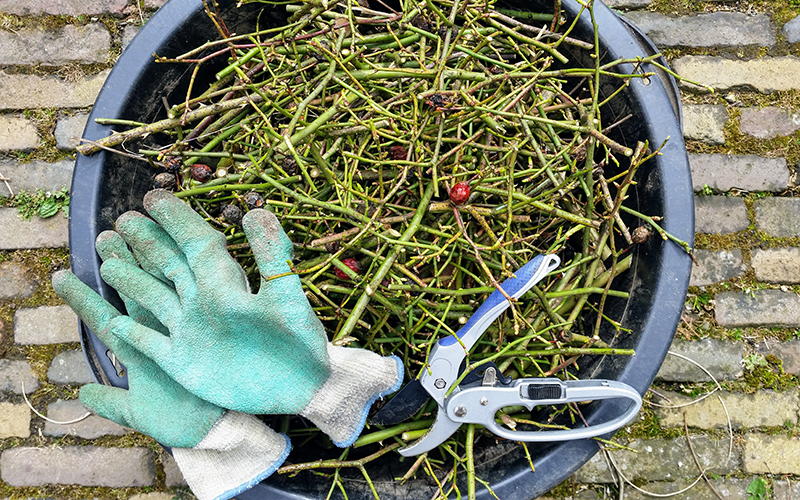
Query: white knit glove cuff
172 411 290 500
300 344 403 447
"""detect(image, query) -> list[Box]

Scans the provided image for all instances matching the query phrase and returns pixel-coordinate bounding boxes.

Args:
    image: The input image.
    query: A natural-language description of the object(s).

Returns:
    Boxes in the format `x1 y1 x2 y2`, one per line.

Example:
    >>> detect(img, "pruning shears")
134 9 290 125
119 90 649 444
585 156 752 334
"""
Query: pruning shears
370 254 643 457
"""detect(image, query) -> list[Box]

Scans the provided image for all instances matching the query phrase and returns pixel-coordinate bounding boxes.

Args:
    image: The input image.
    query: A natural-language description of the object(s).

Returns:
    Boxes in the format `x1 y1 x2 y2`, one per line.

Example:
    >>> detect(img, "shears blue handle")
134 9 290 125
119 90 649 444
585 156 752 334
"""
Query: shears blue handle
420 255 561 405
439 254 560 348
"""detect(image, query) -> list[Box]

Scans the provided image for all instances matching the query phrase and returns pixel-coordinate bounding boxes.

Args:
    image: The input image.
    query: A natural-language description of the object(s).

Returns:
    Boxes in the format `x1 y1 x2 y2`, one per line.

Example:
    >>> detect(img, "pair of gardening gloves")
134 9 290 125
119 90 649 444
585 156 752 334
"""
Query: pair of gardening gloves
52 189 403 500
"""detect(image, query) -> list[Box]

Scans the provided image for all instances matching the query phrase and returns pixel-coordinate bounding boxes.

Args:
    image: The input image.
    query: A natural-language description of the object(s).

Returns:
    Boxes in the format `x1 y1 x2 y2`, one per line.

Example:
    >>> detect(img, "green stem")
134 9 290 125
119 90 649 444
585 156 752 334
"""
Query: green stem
334 181 435 340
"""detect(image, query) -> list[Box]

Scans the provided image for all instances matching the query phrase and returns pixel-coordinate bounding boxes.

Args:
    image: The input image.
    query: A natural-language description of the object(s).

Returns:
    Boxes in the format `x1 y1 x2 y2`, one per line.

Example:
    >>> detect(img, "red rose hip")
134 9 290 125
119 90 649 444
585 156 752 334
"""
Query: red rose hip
334 258 361 280
449 181 470 205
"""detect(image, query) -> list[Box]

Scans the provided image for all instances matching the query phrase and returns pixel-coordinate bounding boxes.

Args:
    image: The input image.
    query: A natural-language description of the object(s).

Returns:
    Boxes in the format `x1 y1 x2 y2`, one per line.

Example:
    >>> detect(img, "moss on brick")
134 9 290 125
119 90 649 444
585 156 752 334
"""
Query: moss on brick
648 0 800 27
621 405 684 440
688 131 799 172
0 248 70 357
742 354 798 391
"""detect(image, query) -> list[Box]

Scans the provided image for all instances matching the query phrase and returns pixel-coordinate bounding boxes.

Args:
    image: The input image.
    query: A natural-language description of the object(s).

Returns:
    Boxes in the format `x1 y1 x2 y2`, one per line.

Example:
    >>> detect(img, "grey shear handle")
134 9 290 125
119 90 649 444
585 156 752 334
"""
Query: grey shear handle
444 379 642 442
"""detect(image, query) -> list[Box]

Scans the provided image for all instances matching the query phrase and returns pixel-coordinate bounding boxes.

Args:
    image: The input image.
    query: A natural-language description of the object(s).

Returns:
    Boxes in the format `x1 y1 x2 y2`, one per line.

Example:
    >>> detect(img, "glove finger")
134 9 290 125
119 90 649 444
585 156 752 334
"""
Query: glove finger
242 209 314 313
114 211 197 297
79 383 132 428
108 315 172 370
142 189 247 292
100 258 181 328
95 230 137 264
242 209 294 278
96 231 169 335
52 269 121 344
96 229 168 283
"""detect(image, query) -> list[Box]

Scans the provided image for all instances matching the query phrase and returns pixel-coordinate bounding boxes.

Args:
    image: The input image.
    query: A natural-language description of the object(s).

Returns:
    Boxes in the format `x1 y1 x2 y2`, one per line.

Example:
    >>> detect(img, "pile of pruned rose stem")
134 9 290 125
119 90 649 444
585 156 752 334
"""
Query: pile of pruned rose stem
79 0 693 495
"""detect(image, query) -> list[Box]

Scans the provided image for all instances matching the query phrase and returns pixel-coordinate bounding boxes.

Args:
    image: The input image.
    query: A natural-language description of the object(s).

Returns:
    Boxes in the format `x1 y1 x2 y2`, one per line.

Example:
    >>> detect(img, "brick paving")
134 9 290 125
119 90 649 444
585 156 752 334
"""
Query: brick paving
55 113 90 150
0 0 799 499
0 446 156 487
693 196 750 234
0 159 74 198
47 349 95 384
0 24 110 66
688 248 744 287
682 104 727 145
621 12 775 48
744 435 800 475
739 106 800 139
0 403 31 438
655 338 744 382
653 390 799 429
0 70 109 110
673 55 800 93
0 208 69 249
0 115 40 151
575 436 741 483
690 153 790 192
43 399 132 438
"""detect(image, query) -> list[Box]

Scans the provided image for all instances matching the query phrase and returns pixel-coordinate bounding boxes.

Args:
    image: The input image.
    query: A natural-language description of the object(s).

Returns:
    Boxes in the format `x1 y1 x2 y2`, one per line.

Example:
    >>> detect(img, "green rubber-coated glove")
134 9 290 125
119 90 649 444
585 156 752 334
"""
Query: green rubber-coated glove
53 231 290 500
99 189 402 447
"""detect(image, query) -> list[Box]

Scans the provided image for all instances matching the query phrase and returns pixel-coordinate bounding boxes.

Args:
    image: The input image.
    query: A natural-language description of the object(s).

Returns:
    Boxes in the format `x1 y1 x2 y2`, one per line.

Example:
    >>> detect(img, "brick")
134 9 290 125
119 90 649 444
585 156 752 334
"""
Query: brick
0 115 40 151
537 492 596 500
673 56 800 93
739 106 800 139
653 390 798 429
716 290 800 328
744 434 800 474
0 261 36 299
755 197 800 237
752 248 800 283
682 104 726 145
656 338 743 382
689 154 788 193
621 12 775 48
144 0 169 8
689 248 744 287
0 446 155 487
162 451 188 488
14 305 79 344
0 359 39 394
0 70 109 110
0 208 68 250
55 113 90 150
121 25 141 50
47 350 94 385
758 339 800 376
0 24 110 66
693 196 749 234
785 15 800 44
0 159 74 198
602 0 651 8
129 494 177 500
0 402 31 438
775 479 800 500
621 478 752 500
574 436 739 483
43 399 131 439
0 0 130 16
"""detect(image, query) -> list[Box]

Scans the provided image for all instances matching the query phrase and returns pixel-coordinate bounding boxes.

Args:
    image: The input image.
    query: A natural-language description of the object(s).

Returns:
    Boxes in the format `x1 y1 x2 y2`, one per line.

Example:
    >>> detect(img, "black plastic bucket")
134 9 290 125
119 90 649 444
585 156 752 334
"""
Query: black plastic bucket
70 0 694 498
